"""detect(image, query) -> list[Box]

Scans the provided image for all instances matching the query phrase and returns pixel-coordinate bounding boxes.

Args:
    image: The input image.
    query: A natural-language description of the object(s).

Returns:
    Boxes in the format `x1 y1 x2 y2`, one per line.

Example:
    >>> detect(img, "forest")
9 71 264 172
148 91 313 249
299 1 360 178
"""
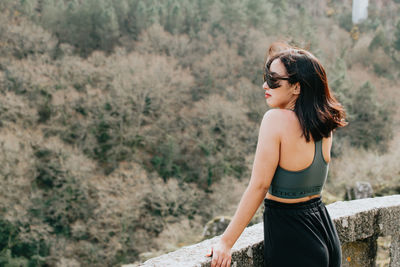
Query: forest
0 0 399 266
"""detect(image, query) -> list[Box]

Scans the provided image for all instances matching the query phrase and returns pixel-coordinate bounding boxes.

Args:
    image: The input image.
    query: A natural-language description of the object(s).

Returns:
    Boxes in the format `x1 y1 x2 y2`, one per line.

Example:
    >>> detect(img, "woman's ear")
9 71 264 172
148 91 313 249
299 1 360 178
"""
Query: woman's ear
293 82 301 95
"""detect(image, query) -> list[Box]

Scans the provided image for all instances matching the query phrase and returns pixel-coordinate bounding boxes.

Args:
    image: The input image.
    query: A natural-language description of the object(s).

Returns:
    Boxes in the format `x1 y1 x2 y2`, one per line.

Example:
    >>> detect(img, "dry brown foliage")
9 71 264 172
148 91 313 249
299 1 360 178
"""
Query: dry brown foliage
0 1 399 265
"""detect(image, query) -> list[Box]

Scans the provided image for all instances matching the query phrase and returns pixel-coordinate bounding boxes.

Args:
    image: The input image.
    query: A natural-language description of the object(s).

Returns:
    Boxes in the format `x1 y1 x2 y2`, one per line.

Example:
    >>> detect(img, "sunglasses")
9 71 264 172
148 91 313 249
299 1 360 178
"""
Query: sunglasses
263 71 290 89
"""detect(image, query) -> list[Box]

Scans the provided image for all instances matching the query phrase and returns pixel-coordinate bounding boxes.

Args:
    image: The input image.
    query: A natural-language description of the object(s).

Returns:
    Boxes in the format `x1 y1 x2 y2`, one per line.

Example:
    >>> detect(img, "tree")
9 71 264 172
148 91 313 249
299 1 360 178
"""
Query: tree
393 20 400 52
40 0 120 57
346 82 393 152
369 28 386 51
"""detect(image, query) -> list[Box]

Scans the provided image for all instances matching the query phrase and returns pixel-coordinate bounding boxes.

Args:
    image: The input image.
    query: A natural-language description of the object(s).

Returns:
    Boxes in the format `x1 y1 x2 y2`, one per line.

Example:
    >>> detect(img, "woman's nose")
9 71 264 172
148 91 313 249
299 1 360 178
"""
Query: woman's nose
263 82 269 90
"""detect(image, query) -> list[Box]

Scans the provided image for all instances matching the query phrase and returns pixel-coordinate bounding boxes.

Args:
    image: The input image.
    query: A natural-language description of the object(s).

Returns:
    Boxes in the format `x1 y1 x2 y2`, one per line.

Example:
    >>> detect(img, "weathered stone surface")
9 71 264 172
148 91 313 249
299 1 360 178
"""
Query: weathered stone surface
341 236 377 267
327 195 400 242
389 235 400 267
376 236 392 267
126 223 264 267
129 195 400 267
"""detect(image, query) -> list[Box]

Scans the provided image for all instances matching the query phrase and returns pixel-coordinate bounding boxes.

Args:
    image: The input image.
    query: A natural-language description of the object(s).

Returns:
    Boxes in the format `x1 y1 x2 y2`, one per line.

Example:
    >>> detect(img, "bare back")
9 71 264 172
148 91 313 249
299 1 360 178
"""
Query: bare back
265 110 332 203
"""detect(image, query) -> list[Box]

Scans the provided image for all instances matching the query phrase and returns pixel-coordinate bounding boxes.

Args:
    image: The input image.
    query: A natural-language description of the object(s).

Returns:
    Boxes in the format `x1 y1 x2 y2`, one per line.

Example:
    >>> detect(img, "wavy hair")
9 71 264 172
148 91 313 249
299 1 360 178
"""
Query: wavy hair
265 43 347 142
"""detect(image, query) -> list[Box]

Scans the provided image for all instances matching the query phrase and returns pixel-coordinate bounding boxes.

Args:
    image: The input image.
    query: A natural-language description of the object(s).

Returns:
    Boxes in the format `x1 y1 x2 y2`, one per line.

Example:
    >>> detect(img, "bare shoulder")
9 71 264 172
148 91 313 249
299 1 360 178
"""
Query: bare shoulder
260 109 291 138
263 108 291 120
262 109 294 129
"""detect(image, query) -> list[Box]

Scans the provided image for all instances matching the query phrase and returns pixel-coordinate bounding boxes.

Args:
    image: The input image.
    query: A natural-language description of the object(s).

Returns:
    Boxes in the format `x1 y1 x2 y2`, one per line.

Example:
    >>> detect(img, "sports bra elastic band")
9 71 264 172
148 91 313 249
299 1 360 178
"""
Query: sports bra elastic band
268 139 329 199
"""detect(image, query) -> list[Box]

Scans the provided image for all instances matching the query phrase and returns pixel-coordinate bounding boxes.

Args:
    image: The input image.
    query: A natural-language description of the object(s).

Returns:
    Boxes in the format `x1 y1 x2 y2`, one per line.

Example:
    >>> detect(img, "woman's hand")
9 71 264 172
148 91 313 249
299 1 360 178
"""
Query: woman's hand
206 239 232 267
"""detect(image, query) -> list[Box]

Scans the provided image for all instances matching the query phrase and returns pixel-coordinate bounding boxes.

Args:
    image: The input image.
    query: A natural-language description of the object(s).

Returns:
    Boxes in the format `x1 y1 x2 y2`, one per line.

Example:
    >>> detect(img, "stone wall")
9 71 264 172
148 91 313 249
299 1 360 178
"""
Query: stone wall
128 195 400 267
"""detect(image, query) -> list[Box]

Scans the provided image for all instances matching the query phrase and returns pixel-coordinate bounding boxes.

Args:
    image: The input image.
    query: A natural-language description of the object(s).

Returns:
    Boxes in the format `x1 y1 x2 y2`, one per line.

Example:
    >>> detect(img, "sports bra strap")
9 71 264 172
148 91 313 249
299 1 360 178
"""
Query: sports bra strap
268 139 329 199
315 139 325 164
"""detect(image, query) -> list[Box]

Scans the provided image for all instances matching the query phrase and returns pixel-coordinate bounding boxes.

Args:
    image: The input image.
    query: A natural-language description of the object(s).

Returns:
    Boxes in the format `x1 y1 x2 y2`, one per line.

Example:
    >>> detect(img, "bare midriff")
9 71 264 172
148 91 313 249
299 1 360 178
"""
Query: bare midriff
265 192 321 203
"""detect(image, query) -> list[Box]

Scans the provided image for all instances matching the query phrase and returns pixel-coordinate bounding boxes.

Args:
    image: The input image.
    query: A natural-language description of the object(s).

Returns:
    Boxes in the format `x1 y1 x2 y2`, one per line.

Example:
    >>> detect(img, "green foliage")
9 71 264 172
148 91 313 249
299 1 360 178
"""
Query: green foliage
0 249 29 267
337 11 353 32
37 90 53 123
287 7 319 51
162 0 186 34
17 0 39 18
89 112 132 174
0 219 49 266
141 180 203 221
0 219 18 250
3 70 26 95
37 103 52 123
120 0 161 39
218 0 246 29
245 0 271 28
394 20 400 51
151 137 183 181
369 29 386 51
328 58 352 110
357 3 382 33
30 146 97 236
345 82 394 152
373 63 393 79
40 0 120 57
329 57 395 153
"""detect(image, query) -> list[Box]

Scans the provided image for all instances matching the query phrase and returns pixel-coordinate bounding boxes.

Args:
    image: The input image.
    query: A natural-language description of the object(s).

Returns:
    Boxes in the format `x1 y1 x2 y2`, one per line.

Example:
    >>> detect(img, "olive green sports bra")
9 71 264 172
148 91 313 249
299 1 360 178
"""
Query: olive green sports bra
268 139 329 199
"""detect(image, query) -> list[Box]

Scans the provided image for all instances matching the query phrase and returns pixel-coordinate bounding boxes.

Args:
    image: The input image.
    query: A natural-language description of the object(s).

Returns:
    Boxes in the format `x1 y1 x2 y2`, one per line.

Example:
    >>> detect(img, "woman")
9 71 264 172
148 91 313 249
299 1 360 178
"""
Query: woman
206 42 347 267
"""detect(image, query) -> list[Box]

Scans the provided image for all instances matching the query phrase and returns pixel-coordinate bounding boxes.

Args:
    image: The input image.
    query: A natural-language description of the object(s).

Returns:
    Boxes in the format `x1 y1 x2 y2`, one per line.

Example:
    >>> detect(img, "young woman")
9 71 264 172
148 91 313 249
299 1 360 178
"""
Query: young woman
206 42 347 267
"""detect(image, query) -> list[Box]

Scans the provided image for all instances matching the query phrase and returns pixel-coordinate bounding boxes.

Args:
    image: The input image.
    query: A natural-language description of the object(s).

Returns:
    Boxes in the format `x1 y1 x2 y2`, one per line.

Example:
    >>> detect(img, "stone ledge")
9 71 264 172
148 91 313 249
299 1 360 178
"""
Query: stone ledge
327 195 400 243
128 195 400 267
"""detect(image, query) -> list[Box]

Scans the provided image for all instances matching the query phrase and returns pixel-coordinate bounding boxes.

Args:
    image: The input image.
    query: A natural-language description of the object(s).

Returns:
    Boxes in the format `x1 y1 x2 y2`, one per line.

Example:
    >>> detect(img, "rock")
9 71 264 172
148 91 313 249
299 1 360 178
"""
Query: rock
345 181 374 200
202 216 231 239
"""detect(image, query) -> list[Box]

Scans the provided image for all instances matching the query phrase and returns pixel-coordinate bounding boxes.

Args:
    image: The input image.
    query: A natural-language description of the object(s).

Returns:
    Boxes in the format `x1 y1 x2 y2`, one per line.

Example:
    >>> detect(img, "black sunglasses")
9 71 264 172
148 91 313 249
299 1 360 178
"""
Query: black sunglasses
263 71 290 89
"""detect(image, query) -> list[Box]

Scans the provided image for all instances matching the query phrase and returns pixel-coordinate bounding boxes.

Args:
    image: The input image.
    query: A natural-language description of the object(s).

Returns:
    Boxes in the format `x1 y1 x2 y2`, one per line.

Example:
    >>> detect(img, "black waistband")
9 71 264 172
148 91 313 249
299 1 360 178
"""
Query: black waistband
264 196 322 210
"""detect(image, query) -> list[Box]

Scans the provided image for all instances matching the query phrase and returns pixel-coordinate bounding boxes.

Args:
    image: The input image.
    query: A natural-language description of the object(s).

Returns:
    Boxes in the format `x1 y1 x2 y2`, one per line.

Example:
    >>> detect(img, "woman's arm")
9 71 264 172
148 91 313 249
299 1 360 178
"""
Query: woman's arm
208 109 282 267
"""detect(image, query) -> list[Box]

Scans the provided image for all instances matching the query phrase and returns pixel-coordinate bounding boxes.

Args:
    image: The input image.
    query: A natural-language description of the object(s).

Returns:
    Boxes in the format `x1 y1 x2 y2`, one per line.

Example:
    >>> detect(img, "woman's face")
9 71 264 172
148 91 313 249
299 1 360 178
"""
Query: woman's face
263 58 299 109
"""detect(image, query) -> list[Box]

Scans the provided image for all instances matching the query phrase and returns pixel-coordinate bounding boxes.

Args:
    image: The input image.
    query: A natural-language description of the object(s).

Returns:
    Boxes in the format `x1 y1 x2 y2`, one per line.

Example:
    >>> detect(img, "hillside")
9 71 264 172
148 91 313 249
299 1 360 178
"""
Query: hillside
0 0 399 266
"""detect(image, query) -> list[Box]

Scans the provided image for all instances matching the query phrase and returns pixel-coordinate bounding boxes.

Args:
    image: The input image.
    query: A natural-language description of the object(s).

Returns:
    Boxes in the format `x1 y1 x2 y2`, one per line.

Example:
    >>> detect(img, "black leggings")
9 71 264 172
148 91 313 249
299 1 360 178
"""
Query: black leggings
263 197 342 267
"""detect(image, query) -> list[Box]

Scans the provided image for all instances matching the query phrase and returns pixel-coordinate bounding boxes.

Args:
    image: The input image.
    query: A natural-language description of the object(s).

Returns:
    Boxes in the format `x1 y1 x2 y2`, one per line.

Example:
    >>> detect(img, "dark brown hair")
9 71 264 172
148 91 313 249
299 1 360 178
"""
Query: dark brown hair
265 43 347 142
